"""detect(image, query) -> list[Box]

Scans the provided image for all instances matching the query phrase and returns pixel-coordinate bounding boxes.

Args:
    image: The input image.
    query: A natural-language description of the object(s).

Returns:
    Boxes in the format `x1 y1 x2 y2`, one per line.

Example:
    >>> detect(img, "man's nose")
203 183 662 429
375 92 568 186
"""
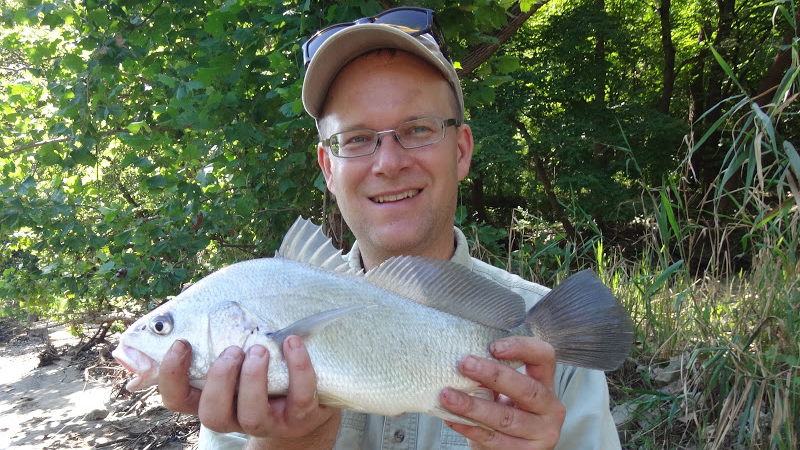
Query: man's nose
372 132 412 175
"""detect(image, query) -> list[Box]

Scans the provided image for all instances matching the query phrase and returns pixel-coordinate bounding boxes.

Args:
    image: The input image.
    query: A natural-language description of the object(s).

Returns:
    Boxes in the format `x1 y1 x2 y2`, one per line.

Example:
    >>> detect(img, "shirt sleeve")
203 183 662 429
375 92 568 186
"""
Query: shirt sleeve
553 365 622 450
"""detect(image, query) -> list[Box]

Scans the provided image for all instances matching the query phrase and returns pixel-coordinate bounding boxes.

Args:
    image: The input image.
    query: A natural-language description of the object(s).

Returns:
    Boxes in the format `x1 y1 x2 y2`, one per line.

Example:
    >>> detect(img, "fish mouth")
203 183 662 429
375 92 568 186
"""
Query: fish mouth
370 189 421 204
112 344 159 391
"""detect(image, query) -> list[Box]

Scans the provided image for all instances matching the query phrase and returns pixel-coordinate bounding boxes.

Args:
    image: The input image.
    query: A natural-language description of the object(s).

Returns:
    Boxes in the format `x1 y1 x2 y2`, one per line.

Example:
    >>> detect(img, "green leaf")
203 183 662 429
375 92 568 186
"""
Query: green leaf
156 74 177 88
783 140 800 184
97 260 116 275
61 53 84 72
39 144 63 166
87 9 109 27
204 10 227 38
709 45 746 94
520 0 540 12
127 121 151 134
71 146 97 166
145 175 167 190
279 177 296 193
133 156 153 168
496 55 520 74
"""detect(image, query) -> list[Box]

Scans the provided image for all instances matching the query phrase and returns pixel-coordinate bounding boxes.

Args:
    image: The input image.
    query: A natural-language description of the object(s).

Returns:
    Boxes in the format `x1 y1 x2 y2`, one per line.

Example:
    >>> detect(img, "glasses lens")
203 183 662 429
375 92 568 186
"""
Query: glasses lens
303 23 350 65
395 118 445 149
373 9 430 32
330 129 378 157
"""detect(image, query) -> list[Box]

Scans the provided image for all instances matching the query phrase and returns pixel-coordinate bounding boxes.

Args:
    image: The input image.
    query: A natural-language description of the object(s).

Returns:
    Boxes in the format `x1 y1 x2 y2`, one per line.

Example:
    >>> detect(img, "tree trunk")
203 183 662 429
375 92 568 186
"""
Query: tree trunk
754 10 800 102
512 119 576 240
471 175 488 223
591 0 608 169
657 0 676 114
687 0 735 195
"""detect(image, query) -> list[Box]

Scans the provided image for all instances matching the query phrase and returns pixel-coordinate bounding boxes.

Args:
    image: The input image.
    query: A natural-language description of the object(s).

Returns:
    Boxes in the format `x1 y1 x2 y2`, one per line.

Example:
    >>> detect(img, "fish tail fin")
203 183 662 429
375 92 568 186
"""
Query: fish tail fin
525 270 634 371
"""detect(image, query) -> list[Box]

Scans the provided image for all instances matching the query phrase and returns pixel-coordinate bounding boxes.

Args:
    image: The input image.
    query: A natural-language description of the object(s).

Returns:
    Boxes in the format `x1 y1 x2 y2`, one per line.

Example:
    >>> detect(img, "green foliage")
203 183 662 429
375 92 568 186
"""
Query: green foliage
460 0 686 235
0 0 565 319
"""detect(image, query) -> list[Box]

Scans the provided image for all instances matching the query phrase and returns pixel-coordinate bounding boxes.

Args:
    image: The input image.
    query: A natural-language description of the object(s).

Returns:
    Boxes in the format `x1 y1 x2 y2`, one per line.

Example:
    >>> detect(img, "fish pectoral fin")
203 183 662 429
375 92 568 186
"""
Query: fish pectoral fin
431 407 489 429
208 301 263 356
268 305 374 351
431 387 496 429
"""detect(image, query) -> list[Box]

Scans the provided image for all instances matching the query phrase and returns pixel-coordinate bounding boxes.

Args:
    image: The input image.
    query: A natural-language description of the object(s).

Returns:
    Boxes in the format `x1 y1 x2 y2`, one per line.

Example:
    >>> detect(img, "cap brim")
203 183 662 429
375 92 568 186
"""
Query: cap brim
302 24 456 119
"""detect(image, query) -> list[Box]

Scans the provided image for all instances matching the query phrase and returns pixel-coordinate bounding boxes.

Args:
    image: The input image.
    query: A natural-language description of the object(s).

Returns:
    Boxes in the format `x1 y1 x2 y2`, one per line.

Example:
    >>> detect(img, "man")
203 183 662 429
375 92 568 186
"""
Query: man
157 7 622 450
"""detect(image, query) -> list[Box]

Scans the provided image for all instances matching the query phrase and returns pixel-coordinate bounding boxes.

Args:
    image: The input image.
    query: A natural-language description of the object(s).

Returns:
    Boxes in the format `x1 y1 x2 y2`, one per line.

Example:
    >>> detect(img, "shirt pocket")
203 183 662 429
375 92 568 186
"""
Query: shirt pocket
439 424 469 450
333 411 368 450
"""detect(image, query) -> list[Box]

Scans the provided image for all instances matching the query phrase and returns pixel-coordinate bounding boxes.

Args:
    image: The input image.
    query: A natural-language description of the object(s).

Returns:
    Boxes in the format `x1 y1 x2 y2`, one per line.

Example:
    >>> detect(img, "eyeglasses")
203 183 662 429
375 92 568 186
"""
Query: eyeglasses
302 7 451 68
323 117 461 158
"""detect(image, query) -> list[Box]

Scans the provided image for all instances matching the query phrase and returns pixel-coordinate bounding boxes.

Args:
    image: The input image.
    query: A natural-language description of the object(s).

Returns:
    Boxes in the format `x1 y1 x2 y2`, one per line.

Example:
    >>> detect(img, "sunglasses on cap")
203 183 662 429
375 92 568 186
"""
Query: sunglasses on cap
302 7 451 68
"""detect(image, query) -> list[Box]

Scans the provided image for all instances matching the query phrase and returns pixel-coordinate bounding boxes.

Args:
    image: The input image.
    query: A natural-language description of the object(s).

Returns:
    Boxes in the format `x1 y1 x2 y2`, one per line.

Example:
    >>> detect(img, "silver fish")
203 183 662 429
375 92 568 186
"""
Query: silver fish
113 217 633 425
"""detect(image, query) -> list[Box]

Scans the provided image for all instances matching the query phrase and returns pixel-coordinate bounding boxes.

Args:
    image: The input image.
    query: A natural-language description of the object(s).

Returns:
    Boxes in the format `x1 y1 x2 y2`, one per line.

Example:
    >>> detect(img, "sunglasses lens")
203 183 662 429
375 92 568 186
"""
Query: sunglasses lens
373 9 429 32
304 24 349 64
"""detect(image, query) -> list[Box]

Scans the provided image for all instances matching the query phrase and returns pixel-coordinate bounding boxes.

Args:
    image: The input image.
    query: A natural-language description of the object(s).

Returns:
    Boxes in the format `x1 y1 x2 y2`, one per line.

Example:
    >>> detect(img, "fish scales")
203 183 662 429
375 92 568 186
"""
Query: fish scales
113 216 634 426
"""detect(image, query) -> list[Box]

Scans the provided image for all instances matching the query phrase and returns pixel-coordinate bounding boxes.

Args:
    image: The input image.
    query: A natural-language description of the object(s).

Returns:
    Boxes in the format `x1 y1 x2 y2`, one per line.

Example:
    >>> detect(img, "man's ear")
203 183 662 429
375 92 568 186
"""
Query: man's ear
317 143 336 194
455 124 474 181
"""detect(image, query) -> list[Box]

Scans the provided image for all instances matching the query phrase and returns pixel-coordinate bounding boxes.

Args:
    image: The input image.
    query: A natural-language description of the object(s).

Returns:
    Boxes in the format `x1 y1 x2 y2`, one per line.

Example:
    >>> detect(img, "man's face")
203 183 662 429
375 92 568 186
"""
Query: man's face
317 50 473 269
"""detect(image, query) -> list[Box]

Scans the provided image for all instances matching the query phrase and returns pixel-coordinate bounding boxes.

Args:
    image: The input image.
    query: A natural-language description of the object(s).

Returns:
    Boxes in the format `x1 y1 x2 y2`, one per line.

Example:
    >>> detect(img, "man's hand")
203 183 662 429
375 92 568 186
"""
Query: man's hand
441 336 565 450
158 336 340 448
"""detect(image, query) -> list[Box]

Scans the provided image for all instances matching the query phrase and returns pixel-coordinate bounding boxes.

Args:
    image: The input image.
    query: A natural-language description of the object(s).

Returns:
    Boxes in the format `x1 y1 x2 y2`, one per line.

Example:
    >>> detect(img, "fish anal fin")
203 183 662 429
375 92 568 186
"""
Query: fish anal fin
317 391 363 411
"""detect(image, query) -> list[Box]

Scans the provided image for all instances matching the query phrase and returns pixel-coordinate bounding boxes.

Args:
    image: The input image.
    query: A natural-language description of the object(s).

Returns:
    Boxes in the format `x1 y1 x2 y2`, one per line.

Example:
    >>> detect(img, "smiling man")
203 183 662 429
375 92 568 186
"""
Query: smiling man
315 50 472 271
156 6 622 450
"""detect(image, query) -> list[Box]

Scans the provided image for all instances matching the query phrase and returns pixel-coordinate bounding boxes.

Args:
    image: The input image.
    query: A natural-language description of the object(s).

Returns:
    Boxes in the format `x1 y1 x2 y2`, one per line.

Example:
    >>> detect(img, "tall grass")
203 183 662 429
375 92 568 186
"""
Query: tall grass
462 3 800 447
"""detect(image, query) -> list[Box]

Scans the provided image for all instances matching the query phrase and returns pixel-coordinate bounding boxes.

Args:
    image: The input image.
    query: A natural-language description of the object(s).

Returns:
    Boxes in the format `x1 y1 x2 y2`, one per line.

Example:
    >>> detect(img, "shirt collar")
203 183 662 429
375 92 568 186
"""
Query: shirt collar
345 227 474 271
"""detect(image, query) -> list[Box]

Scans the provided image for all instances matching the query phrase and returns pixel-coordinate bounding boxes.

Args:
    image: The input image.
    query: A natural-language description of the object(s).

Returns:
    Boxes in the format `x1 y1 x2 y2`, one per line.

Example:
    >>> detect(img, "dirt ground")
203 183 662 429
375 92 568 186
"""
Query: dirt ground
0 319 199 449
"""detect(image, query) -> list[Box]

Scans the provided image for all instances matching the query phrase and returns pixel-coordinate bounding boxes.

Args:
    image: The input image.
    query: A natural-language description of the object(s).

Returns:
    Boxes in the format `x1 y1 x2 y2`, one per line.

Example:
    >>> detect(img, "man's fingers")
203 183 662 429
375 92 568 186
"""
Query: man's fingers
441 386 534 437
460 354 557 415
236 345 273 435
158 340 201 415
490 337 557 386
441 385 563 449
284 336 320 422
198 346 245 433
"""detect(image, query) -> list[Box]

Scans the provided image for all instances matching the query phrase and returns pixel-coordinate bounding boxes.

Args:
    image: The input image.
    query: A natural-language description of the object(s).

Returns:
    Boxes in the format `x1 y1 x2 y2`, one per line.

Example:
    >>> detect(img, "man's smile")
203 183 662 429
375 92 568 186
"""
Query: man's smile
370 189 421 204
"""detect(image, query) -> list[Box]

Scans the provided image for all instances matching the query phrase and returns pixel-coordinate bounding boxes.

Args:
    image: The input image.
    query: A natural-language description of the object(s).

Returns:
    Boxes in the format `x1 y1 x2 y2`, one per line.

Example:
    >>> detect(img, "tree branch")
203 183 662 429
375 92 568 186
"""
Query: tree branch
456 2 549 78
128 0 166 31
2 126 193 159
1 137 71 158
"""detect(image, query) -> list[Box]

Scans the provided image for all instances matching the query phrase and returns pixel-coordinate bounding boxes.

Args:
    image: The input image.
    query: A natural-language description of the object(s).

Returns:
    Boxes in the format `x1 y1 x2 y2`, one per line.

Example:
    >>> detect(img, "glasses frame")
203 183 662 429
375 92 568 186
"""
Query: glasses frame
302 7 451 68
323 117 462 158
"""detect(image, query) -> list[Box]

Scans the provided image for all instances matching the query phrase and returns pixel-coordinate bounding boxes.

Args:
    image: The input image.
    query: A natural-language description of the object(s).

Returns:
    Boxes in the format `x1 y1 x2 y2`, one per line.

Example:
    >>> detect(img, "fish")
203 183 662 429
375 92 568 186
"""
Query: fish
112 216 634 426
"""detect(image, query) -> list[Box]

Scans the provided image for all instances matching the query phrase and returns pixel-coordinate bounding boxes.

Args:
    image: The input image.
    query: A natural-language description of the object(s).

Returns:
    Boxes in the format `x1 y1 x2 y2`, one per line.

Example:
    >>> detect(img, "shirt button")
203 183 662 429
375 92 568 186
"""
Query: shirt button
393 429 405 443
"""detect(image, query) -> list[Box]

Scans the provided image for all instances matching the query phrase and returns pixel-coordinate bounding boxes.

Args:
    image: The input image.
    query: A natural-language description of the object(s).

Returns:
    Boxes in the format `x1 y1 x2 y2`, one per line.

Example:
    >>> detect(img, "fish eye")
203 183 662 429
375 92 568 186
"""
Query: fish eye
148 314 173 335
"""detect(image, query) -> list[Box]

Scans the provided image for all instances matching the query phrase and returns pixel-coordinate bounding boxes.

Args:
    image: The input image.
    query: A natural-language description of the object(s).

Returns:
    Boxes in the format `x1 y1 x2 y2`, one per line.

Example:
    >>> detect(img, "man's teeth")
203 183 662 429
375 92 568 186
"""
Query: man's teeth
372 190 420 203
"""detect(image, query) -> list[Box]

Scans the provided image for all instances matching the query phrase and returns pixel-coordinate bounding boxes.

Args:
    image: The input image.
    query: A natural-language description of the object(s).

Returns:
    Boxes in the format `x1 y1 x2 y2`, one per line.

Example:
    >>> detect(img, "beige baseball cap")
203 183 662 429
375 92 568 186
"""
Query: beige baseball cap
301 23 463 120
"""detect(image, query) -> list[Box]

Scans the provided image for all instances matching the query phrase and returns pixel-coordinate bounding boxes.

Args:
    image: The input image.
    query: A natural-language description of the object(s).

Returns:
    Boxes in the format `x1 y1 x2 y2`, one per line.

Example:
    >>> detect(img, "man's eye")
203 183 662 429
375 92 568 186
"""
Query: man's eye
346 135 369 144
411 125 432 134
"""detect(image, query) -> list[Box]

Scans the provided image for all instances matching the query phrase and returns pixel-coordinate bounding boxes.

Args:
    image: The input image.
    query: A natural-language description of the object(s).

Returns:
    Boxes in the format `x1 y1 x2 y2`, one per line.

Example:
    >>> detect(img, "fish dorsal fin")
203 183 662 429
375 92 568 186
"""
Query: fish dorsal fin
278 216 361 275
365 256 526 330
